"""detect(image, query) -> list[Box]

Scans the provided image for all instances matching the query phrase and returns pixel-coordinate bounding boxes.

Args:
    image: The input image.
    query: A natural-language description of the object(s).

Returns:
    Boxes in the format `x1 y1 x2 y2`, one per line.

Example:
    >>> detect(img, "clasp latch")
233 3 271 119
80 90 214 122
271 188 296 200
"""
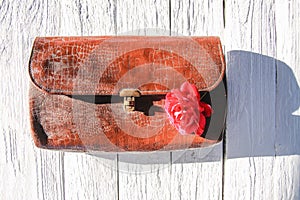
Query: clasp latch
119 89 141 112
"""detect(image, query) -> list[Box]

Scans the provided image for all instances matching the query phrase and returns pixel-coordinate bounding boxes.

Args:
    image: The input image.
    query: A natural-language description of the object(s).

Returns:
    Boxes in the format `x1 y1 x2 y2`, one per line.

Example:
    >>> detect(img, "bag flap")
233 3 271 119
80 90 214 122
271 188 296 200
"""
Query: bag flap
29 36 225 95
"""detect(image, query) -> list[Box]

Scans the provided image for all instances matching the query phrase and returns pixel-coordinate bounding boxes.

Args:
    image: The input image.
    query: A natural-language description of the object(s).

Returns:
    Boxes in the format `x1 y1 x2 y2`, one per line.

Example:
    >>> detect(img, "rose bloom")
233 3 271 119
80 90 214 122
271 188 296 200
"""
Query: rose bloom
164 82 212 136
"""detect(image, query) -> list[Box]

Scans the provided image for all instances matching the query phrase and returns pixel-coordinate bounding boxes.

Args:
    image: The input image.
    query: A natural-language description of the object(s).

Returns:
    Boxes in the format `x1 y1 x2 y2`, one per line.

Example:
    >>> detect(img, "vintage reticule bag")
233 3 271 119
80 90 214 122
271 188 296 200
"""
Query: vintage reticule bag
29 36 226 152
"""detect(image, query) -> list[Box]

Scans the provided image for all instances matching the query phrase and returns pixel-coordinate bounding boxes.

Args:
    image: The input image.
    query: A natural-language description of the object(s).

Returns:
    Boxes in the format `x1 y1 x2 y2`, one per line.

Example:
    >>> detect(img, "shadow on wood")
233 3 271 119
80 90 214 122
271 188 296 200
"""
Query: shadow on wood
88 142 223 166
226 51 300 159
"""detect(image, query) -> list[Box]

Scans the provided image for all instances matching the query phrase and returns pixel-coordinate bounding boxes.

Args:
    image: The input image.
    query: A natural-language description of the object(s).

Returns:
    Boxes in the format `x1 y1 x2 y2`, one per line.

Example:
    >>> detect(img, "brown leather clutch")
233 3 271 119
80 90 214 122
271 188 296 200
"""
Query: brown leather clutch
29 36 226 152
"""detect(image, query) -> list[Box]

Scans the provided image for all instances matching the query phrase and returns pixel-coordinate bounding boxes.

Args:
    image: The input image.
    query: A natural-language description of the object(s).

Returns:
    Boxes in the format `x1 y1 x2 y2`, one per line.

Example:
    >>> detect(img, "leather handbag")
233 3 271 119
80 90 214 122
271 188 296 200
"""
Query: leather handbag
29 36 226 152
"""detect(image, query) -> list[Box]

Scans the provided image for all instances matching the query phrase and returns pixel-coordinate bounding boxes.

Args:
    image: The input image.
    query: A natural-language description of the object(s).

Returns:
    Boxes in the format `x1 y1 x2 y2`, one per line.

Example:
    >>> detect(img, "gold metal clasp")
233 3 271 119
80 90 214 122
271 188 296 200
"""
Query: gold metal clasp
119 89 141 112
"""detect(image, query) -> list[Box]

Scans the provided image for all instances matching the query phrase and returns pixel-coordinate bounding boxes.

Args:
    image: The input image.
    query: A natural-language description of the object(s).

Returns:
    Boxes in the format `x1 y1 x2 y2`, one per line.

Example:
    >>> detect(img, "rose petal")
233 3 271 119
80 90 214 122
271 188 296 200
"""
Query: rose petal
180 82 200 100
199 101 212 117
164 81 212 136
196 114 206 136
181 116 200 134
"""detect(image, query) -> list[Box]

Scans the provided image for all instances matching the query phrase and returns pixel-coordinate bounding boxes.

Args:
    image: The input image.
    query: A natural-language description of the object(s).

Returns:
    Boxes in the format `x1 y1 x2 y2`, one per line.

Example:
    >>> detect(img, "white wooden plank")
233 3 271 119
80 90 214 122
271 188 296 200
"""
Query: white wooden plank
171 0 224 37
60 0 117 36
171 0 225 199
3 1 298 199
115 0 171 199
275 0 300 199
171 145 223 200
224 0 277 199
0 0 65 199
64 153 118 200
117 0 170 35
118 152 172 200
22 0 65 198
59 0 119 199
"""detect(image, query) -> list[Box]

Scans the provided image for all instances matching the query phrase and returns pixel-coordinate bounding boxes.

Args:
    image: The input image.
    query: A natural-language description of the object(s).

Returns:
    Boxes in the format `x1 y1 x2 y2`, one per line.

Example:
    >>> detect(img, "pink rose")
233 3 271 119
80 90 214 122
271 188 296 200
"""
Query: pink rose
164 82 212 136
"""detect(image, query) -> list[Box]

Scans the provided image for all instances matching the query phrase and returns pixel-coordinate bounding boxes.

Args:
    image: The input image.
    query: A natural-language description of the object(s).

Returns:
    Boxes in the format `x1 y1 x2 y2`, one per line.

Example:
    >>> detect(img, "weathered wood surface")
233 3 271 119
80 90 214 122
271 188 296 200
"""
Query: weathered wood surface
224 1 300 200
0 0 299 200
170 1 225 200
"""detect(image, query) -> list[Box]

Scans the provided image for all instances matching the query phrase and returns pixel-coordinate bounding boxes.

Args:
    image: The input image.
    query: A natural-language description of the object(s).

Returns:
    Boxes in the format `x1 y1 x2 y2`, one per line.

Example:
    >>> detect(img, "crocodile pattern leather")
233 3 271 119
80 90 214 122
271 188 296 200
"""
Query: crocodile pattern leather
29 36 225 151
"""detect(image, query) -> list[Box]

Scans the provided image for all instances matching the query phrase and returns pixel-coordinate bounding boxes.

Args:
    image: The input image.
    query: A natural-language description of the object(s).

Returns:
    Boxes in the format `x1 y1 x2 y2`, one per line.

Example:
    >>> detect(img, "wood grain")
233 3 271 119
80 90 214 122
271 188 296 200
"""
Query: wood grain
1 0 64 199
1 0 299 199
115 1 172 199
275 0 300 199
170 0 224 199
224 0 281 200
59 1 119 199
